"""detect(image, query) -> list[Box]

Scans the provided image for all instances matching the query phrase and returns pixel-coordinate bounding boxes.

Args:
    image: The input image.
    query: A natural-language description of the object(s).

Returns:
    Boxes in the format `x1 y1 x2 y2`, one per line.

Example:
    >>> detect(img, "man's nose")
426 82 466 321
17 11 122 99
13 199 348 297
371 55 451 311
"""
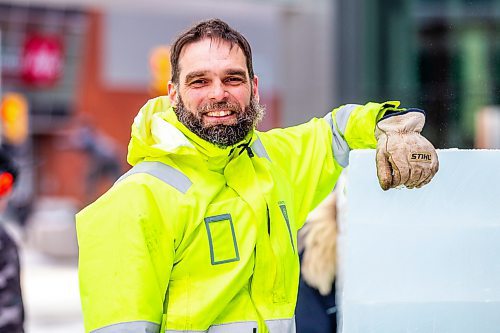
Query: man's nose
208 81 228 101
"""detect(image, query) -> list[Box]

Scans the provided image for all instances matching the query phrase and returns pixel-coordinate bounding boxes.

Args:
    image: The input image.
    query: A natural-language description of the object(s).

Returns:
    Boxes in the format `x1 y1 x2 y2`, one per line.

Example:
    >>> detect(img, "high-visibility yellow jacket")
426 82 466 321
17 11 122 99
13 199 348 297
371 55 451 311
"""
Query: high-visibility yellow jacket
77 96 400 333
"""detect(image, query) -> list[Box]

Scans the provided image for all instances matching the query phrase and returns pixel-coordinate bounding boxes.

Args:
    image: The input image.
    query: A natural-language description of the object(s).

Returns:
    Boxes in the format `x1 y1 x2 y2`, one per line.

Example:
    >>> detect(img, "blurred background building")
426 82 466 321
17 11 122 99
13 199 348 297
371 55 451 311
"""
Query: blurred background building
0 0 335 213
1 0 499 216
338 0 500 149
0 0 499 332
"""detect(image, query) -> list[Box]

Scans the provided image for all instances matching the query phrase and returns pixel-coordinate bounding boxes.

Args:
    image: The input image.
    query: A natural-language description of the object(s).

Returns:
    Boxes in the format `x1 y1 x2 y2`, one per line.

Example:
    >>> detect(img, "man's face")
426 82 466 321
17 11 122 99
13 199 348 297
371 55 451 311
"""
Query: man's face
168 38 263 147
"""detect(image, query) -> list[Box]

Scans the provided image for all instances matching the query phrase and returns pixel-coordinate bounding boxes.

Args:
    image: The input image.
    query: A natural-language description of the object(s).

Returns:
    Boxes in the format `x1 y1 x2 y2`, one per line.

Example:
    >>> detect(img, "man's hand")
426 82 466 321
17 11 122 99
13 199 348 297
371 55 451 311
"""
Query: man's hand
375 109 439 190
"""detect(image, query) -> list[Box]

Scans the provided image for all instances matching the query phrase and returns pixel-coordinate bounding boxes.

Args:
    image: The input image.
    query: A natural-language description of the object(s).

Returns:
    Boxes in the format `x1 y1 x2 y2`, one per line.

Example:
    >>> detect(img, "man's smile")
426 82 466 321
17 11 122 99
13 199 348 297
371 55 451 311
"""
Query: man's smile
202 110 237 125
205 110 234 117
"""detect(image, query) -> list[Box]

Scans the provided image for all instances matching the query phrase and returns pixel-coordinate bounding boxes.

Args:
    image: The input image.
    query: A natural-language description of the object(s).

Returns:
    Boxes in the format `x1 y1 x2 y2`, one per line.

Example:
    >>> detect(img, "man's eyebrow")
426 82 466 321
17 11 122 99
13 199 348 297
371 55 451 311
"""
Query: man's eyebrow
184 69 247 83
225 69 247 77
185 71 208 83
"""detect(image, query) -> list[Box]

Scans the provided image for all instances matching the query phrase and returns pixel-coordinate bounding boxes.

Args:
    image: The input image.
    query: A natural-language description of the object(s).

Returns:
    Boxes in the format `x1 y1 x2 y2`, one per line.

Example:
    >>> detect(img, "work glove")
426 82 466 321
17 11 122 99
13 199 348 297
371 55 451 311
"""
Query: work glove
375 109 439 190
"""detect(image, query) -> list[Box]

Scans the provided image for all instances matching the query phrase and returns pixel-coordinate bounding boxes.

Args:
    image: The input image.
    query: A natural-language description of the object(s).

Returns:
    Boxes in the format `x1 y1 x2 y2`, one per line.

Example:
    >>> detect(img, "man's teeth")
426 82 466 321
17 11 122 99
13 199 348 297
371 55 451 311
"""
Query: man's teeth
206 110 232 117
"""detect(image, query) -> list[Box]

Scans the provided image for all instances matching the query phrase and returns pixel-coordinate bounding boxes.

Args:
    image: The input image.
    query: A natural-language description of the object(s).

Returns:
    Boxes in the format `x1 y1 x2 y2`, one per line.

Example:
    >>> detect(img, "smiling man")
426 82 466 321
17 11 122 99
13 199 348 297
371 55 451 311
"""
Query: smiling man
171 37 263 148
76 19 439 333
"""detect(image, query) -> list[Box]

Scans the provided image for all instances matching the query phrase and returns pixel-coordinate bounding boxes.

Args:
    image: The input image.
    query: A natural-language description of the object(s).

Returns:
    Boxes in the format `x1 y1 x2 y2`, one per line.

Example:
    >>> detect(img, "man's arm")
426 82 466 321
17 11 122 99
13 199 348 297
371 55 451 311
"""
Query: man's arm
327 101 438 190
76 180 174 333
258 101 438 227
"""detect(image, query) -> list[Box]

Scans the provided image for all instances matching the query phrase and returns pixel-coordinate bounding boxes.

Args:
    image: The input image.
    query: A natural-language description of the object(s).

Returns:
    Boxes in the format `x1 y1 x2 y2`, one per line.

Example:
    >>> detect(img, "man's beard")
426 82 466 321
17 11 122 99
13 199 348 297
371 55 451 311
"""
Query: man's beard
174 96 265 148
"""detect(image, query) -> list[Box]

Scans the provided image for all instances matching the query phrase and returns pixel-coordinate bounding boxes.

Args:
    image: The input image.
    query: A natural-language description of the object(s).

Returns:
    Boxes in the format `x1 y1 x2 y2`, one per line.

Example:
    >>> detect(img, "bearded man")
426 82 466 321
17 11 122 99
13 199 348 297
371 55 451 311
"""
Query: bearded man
76 18 438 333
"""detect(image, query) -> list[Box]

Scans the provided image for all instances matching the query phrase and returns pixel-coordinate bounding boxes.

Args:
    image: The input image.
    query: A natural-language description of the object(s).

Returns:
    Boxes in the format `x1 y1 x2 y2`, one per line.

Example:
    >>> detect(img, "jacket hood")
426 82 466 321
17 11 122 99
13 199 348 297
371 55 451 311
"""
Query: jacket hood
127 96 254 167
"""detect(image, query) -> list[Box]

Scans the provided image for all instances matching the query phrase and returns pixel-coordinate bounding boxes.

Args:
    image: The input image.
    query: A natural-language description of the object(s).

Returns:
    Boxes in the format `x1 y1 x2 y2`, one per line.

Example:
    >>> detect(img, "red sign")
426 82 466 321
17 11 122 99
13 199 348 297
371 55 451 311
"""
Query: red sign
21 34 64 86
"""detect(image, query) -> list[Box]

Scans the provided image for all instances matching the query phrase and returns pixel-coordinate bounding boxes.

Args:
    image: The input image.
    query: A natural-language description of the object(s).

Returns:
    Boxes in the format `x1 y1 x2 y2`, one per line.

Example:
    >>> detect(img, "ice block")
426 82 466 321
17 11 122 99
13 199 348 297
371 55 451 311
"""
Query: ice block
338 149 500 333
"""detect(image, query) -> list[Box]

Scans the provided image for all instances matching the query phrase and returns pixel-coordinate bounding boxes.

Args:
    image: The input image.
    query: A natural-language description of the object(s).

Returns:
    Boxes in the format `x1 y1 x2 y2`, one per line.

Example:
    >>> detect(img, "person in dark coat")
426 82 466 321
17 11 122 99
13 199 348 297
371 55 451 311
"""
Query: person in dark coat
0 147 24 333
296 188 340 333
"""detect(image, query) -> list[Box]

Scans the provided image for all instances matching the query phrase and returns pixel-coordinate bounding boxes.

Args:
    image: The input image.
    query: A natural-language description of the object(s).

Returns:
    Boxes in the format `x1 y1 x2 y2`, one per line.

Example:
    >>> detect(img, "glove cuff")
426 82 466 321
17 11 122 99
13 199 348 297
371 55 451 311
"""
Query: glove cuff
376 108 426 137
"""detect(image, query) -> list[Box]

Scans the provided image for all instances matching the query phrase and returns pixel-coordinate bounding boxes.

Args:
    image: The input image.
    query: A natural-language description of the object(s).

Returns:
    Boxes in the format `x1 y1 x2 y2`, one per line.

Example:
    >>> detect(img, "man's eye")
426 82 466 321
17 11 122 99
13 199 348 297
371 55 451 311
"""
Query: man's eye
190 79 207 86
226 77 243 84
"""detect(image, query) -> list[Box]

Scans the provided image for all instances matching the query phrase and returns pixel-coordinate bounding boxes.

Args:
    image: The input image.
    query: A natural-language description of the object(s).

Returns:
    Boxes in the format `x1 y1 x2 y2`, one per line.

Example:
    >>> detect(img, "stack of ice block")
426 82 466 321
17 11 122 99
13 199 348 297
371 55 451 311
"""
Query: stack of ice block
338 149 500 333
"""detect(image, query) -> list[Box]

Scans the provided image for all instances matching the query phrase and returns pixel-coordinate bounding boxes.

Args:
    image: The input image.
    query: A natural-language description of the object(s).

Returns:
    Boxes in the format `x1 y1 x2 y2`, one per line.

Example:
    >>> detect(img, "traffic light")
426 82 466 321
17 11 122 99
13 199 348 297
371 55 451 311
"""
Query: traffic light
1 93 29 145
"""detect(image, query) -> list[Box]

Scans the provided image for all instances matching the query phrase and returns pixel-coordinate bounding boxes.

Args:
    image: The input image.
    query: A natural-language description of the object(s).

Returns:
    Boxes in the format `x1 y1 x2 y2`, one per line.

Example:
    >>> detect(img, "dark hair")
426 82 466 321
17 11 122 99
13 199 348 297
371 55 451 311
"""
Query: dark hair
170 18 254 84
0 147 18 183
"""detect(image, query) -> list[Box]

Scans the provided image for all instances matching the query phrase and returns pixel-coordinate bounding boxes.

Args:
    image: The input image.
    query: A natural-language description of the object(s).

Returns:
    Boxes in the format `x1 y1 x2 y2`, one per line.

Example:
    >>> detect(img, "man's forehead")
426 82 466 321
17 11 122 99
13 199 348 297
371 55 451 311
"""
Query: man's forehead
180 37 242 56
177 38 248 80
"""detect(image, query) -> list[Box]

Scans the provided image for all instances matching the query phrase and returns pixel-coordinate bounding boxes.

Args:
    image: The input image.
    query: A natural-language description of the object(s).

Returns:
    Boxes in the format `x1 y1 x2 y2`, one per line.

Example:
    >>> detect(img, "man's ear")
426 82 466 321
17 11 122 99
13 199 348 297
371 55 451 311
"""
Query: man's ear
167 81 178 107
252 76 260 103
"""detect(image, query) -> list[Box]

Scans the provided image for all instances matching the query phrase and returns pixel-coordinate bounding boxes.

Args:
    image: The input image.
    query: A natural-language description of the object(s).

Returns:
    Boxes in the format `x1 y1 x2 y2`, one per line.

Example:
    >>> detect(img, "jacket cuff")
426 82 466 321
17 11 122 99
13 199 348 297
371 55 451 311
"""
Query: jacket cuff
378 107 425 122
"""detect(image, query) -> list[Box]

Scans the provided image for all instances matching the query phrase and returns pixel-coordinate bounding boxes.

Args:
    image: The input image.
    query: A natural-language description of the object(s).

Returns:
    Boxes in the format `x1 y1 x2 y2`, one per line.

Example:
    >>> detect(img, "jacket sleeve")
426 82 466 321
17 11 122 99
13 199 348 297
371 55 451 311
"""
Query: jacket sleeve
259 101 399 228
329 101 401 153
76 180 175 333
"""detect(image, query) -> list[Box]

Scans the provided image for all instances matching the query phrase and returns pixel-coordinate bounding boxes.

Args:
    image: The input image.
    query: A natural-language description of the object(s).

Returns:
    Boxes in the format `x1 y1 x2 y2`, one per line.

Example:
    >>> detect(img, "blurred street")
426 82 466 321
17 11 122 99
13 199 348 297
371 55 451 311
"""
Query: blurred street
5 217 84 333
21 247 84 333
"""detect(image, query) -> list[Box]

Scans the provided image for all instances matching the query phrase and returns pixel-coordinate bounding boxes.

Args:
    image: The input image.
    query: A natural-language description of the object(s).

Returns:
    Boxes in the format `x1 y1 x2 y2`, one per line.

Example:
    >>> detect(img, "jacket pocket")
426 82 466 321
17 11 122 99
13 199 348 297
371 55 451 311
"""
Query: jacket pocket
204 214 240 265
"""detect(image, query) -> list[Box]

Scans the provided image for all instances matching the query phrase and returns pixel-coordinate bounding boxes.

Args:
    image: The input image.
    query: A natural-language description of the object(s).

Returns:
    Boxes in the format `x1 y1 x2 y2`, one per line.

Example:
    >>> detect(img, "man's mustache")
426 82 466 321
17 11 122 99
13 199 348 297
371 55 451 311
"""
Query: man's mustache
200 101 241 114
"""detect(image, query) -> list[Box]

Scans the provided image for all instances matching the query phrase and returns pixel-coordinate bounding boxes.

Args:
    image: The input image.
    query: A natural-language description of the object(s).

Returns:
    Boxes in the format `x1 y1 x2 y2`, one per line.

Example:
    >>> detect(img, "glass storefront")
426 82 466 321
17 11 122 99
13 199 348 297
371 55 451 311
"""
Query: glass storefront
336 0 500 148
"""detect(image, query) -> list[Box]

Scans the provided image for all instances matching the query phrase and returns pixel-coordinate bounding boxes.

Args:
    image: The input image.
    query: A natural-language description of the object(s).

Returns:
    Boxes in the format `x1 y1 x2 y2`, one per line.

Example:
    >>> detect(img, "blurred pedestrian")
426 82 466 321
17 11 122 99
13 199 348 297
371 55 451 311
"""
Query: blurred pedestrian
296 181 342 332
73 124 122 201
0 147 24 333
59 118 122 202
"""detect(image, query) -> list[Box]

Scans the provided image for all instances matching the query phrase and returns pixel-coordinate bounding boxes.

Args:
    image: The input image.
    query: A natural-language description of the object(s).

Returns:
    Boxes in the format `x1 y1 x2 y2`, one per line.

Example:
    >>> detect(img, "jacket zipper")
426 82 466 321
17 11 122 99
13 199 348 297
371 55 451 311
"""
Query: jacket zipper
266 205 270 235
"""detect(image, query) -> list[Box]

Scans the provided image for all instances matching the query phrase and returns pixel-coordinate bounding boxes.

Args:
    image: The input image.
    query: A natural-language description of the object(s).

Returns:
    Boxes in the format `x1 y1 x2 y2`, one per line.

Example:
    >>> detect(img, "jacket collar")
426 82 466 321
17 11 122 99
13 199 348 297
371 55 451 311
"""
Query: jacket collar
127 96 255 171
161 108 255 171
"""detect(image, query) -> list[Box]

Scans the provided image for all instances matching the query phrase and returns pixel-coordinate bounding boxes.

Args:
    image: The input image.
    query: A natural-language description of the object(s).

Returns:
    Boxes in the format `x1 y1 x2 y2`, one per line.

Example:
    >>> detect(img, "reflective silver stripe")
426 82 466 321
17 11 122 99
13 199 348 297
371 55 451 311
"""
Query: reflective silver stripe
166 320 258 332
250 136 271 161
265 317 296 333
91 321 160 333
335 104 359 133
323 112 351 168
117 161 192 194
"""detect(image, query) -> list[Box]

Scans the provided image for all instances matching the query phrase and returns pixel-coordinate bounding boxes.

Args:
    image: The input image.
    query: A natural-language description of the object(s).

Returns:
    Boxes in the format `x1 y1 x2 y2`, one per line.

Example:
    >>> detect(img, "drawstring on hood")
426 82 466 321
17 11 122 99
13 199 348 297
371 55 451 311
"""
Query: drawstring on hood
228 142 254 158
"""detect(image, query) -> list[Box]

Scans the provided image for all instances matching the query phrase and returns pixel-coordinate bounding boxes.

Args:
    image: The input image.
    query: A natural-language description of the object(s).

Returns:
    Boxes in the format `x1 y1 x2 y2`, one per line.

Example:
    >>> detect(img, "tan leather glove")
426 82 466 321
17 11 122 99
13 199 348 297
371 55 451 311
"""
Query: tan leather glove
375 109 439 190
